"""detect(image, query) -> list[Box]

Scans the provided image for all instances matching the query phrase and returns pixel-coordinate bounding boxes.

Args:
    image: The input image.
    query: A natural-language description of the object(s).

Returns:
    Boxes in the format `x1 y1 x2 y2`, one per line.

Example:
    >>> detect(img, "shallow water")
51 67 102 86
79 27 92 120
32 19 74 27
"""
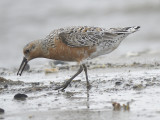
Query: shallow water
1 66 160 120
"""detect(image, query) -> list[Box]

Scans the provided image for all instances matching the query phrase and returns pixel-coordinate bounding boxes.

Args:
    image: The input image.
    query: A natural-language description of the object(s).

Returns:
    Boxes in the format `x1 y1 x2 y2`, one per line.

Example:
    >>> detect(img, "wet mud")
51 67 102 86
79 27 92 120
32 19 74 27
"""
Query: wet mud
1 61 160 120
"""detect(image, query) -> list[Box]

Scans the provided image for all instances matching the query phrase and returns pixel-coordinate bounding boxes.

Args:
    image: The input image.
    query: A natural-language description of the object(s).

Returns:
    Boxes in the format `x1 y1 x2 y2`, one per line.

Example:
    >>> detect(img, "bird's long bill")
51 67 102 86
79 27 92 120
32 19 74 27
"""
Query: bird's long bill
17 57 28 76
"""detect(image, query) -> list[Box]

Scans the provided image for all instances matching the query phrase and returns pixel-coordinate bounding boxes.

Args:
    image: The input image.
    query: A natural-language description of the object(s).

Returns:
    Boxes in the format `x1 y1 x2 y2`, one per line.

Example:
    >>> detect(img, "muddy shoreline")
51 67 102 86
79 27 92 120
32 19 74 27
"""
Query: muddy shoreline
1 62 160 120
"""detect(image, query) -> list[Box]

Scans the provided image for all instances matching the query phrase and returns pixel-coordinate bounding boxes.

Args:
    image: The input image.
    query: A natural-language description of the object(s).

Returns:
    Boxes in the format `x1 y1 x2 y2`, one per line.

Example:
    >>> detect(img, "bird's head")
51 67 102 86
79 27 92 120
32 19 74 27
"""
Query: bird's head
17 41 41 76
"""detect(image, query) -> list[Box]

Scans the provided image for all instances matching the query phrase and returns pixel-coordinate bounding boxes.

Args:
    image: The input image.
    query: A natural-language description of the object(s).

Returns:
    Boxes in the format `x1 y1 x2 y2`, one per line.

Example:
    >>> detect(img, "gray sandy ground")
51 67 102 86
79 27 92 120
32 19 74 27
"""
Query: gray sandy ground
1 58 160 120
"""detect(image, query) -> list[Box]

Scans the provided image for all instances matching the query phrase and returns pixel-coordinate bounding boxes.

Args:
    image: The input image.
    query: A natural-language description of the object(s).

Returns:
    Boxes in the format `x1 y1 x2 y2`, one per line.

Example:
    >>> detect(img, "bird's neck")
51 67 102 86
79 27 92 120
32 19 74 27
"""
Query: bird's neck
38 39 55 59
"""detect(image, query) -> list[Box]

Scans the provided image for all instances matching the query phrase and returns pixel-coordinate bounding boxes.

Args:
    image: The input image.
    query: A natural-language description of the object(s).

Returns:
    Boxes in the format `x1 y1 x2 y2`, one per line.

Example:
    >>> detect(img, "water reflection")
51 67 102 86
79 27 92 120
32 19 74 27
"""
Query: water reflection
86 88 90 109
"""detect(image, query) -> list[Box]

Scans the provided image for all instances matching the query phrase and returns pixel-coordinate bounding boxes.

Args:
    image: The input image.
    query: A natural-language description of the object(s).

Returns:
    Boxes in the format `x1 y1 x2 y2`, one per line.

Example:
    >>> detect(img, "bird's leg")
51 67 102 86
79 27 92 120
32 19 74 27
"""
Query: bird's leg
82 64 91 90
54 65 83 91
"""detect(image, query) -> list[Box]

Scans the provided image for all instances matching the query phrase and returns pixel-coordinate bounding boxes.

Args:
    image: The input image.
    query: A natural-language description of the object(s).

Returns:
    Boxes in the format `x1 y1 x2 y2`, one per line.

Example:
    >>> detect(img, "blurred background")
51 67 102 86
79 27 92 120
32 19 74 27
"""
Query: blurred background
0 0 160 69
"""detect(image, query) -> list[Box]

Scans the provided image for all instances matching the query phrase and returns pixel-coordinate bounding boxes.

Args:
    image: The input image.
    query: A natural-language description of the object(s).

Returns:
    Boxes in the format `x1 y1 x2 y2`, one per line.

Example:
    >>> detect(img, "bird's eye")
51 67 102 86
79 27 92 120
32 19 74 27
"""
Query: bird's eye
25 49 30 54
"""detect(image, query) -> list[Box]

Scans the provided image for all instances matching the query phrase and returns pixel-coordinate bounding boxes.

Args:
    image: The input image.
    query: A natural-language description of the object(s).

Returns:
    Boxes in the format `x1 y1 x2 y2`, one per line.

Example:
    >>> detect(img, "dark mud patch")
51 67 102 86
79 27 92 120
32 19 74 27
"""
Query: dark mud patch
0 77 24 86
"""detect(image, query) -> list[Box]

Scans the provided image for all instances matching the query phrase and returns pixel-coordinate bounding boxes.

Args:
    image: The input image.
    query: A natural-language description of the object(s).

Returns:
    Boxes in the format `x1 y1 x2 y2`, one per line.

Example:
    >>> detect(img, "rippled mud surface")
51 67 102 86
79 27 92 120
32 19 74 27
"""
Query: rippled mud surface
1 61 160 120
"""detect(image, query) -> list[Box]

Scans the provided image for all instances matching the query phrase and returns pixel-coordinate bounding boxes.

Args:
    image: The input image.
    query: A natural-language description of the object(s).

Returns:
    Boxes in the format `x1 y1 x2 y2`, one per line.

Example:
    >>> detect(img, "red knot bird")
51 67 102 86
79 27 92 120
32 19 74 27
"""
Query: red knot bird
17 26 140 90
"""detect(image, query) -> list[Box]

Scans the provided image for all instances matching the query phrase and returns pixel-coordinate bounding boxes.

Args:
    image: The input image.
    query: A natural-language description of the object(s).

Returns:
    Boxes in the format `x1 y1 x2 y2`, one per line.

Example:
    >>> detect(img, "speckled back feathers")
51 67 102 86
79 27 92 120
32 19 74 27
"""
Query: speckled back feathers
44 26 139 48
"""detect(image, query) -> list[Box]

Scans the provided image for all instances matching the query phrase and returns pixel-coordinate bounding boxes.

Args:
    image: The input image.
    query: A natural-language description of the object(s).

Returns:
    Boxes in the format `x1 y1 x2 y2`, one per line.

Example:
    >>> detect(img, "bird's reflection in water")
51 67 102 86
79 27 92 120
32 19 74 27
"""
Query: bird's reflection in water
86 88 90 109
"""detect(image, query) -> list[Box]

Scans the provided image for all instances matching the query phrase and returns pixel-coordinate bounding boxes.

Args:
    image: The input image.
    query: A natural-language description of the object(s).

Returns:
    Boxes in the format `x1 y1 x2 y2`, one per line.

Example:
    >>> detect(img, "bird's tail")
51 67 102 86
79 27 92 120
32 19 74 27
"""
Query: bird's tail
123 26 140 33
109 26 140 34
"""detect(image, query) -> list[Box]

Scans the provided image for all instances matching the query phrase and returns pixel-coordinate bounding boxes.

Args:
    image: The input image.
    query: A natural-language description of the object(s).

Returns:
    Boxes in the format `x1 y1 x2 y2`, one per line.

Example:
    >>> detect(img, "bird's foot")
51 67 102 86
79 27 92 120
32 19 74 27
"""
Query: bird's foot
53 82 69 92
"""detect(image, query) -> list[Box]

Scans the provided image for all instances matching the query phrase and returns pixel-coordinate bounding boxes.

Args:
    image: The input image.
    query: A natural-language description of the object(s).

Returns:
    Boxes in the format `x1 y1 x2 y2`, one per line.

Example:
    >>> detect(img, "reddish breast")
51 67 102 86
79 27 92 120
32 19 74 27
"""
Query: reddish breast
48 38 96 62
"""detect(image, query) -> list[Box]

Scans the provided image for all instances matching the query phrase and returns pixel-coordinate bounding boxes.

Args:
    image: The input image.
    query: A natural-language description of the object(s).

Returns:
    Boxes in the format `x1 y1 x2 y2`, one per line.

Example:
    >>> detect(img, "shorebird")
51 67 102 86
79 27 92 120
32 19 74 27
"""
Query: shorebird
17 26 140 90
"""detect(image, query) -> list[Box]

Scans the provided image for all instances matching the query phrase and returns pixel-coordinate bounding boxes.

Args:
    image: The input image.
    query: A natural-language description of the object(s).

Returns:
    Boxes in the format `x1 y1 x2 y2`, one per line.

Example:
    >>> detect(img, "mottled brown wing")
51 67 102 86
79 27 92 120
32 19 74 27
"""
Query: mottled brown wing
58 31 117 47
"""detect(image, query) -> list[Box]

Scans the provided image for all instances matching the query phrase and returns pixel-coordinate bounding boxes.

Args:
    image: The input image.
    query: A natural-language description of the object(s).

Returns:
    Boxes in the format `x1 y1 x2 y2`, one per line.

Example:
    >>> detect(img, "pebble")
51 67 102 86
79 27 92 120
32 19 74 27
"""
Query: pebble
45 68 59 74
133 84 143 90
0 108 4 114
14 93 28 100
4 84 8 88
115 81 122 86
112 102 121 110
